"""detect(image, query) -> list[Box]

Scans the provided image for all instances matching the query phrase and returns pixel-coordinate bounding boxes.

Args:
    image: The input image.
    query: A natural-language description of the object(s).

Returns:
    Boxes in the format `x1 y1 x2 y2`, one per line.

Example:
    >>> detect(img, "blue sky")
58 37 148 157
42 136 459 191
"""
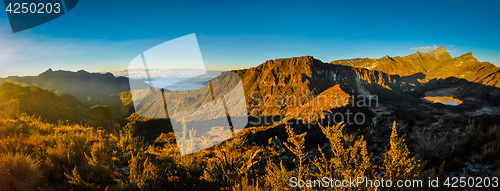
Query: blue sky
1 0 499 77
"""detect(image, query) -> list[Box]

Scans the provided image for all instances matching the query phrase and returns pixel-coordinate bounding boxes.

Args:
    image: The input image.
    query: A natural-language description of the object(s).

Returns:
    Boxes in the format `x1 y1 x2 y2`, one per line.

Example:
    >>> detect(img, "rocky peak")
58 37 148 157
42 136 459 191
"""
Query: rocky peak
77 70 90 74
382 55 396 62
264 55 314 65
407 51 424 59
40 68 55 76
259 56 319 76
427 46 451 60
457 52 477 61
431 46 447 53
460 52 474 57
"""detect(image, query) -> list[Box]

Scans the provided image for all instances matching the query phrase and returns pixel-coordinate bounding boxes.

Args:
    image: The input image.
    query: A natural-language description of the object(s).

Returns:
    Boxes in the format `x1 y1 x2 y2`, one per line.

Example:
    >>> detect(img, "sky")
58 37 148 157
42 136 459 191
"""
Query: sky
0 0 499 77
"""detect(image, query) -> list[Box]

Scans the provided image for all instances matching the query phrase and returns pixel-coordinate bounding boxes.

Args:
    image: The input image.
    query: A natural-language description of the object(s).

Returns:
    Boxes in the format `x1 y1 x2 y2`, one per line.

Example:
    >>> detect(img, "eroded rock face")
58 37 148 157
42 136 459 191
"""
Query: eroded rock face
331 46 452 76
331 46 500 88
235 56 424 117
229 54 500 138
426 52 500 87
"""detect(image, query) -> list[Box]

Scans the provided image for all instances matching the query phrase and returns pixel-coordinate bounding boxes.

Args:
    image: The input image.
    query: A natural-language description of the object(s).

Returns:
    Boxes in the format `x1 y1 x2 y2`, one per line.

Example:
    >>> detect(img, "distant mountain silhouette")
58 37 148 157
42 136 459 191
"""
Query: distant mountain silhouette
0 82 113 127
1 48 498 130
0 69 143 106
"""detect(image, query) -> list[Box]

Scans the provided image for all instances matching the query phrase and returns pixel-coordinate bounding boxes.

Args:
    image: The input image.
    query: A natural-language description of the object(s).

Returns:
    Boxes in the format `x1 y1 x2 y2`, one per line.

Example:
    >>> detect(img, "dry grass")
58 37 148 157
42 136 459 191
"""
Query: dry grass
0 153 42 191
0 114 120 190
0 113 429 190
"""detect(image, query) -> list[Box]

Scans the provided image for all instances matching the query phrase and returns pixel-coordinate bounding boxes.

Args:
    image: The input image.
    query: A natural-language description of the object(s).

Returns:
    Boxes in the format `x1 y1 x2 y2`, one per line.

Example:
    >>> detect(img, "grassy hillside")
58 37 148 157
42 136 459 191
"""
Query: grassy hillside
0 82 113 128
0 69 139 106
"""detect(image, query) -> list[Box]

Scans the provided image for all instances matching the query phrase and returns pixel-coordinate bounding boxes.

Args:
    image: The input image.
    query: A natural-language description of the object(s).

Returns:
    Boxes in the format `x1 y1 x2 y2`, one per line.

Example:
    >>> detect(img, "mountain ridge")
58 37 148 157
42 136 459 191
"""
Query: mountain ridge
0 82 114 127
2 48 498 125
0 69 141 106
330 46 500 88
331 46 452 76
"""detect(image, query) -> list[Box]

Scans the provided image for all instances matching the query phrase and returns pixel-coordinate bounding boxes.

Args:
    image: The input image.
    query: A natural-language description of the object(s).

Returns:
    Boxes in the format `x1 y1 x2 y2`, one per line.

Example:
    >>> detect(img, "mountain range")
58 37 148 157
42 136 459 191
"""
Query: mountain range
332 46 500 87
2 47 500 190
0 82 114 127
0 69 134 106
1 47 499 131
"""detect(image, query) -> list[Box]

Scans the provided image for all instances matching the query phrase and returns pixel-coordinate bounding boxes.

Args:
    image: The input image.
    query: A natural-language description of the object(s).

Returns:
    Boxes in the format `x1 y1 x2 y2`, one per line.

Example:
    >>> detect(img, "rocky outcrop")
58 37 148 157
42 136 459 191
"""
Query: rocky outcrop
235 56 424 117
426 52 500 87
330 46 500 88
331 46 452 76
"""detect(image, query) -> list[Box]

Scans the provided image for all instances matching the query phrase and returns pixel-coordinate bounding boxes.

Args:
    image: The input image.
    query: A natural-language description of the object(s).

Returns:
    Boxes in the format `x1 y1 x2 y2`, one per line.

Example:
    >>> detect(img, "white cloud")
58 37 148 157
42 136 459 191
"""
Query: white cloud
447 49 457 54
408 44 457 55
411 44 439 51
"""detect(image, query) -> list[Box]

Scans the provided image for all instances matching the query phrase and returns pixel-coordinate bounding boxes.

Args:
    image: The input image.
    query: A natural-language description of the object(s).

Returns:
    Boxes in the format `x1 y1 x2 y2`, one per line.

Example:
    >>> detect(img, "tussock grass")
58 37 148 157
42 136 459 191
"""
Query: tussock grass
0 153 42 191
0 114 119 190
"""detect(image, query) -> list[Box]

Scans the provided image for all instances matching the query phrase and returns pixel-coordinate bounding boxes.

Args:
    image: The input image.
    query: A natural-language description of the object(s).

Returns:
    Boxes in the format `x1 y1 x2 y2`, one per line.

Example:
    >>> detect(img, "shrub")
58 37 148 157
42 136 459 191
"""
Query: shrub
0 114 120 190
263 121 425 190
128 154 160 190
264 125 310 191
382 121 425 181
264 160 292 191
409 128 443 160
313 122 371 191
1 111 430 191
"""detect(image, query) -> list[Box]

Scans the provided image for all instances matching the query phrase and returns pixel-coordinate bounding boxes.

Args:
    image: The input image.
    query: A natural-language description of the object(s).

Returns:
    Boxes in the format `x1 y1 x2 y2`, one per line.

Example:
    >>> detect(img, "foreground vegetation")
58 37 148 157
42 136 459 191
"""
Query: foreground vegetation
0 111 432 191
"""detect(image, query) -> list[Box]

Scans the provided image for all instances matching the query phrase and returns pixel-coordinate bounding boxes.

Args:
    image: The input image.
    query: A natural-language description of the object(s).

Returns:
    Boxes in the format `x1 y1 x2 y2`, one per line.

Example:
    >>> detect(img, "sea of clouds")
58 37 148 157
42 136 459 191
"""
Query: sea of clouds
113 69 222 91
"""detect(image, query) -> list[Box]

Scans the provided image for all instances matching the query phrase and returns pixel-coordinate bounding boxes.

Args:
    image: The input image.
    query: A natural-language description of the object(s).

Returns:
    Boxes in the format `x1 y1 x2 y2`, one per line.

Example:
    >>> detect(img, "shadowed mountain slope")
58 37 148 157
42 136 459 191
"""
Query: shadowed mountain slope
233 56 427 118
0 69 136 106
0 82 113 127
